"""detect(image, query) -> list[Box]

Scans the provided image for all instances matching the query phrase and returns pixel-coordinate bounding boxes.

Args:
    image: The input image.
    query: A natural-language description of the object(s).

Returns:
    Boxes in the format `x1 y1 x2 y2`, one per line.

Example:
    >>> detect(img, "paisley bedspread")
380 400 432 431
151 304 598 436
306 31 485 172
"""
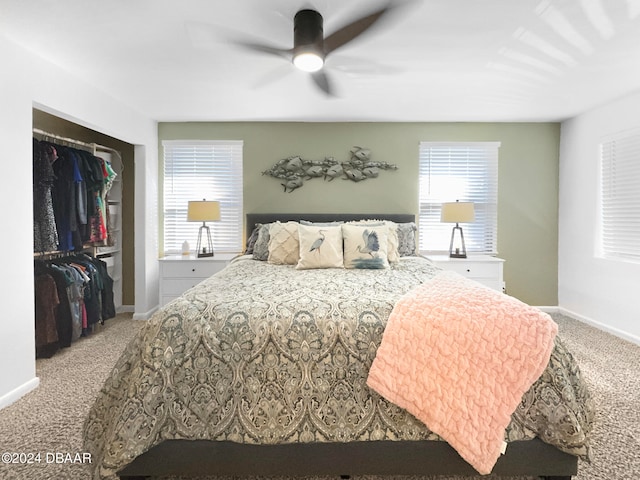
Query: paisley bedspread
83 256 594 480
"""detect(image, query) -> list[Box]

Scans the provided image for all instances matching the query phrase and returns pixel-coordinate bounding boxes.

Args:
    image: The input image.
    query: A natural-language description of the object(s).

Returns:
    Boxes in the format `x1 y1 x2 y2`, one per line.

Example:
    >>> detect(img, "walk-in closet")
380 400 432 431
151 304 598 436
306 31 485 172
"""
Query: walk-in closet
32 109 135 357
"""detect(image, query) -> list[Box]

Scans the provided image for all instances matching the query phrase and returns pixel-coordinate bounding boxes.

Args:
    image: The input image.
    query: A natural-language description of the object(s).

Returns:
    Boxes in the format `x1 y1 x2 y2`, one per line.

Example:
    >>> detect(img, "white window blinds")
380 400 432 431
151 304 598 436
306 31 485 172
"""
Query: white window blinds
163 140 243 254
600 131 640 261
418 142 500 254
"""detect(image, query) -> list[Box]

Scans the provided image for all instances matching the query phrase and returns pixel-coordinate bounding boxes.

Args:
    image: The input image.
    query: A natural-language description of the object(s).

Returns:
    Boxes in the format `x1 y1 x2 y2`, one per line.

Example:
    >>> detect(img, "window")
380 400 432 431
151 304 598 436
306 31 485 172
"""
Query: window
418 142 500 254
600 130 640 261
163 140 243 255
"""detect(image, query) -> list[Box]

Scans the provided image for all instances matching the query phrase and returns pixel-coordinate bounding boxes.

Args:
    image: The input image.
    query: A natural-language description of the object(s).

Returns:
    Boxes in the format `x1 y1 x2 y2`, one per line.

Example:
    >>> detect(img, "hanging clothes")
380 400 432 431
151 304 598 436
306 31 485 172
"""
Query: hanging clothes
33 133 119 359
33 254 116 358
34 270 60 358
33 139 117 253
93 257 116 320
33 138 59 252
50 262 84 342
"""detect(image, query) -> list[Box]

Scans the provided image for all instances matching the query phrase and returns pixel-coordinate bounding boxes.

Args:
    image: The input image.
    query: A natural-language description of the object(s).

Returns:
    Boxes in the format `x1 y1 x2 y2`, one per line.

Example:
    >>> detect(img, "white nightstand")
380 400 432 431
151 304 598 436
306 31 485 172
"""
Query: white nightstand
427 255 505 292
159 253 236 307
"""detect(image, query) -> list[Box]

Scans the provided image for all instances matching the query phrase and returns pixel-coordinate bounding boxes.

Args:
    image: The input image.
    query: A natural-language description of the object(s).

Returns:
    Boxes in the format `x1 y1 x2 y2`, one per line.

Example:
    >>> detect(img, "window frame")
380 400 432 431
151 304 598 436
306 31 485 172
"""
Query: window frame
599 129 640 262
162 139 244 255
418 141 500 255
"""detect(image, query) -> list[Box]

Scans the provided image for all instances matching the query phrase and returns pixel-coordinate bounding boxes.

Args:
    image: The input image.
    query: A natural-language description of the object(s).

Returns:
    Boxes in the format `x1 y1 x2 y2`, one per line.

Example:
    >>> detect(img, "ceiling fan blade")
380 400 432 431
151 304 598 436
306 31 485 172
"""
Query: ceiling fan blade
327 55 404 76
311 70 334 96
232 40 292 60
322 3 394 54
251 64 296 90
185 21 291 59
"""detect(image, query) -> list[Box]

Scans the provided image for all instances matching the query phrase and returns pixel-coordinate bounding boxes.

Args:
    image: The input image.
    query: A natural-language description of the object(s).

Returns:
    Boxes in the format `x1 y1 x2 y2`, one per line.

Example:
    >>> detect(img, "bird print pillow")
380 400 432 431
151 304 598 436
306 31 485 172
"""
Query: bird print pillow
342 224 390 269
296 224 344 270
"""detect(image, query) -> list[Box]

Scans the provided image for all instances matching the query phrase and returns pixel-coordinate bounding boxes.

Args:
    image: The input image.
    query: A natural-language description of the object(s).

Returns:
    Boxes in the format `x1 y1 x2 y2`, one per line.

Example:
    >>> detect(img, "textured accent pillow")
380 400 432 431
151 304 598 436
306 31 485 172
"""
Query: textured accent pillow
268 221 300 265
252 223 271 261
385 222 400 263
342 223 390 269
347 219 386 226
300 220 344 226
396 222 418 256
244 224 261 255
296 225 344 269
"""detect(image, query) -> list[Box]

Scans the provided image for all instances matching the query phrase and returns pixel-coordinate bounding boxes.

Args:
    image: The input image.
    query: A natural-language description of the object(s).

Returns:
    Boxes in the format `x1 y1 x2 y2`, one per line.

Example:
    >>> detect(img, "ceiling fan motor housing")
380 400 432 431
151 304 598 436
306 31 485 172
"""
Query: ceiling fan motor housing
294 9 324 54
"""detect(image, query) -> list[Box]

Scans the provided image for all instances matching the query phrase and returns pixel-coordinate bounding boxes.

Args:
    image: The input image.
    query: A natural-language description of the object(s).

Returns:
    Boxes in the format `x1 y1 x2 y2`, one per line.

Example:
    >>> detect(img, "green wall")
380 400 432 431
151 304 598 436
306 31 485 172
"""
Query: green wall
158 122 560 306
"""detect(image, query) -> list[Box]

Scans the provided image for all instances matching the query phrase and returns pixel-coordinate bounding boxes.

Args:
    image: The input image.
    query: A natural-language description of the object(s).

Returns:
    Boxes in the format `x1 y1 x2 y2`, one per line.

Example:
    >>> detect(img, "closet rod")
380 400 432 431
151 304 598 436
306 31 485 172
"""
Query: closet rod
34 248 92 259
33 128 119 156
94 144 121 155
32 128 96 149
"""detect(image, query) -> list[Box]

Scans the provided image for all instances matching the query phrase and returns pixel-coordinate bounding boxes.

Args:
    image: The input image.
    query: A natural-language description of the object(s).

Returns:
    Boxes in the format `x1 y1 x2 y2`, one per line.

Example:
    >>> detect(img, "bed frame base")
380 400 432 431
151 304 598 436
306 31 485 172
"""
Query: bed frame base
118 438 576 479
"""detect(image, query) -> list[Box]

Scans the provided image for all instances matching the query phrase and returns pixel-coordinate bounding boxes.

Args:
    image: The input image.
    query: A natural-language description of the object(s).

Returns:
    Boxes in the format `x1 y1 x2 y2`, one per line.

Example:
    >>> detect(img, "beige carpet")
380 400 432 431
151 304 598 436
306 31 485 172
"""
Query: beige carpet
0 312 638 480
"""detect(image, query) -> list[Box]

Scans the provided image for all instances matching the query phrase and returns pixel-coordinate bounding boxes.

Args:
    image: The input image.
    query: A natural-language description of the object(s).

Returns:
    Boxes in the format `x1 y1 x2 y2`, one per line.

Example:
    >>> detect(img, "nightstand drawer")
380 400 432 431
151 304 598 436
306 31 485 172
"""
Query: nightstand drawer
161 260 220 278
161 277 209 295
475 279 503 291
161 295 178 307
159 253 236 308
444 262 500 279
427 255 505 292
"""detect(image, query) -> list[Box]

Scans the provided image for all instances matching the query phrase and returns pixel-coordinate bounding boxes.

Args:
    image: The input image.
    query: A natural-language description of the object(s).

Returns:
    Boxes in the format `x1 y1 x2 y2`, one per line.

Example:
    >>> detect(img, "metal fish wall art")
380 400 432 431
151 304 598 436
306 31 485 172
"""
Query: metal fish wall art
262 147 398 192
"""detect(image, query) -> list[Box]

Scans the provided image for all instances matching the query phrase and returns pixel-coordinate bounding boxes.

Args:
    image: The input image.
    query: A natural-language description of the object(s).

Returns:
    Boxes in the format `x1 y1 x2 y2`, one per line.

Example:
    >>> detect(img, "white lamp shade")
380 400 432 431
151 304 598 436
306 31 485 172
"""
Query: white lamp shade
441 201 475 223
187 200 220 222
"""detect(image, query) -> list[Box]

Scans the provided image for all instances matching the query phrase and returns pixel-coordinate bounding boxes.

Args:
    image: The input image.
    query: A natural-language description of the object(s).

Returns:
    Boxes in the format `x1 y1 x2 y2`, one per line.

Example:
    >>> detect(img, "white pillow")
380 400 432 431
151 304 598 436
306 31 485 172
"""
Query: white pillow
296 225 344 269
385 222 400 263
347 219 399 263
267 221 300 265
342 223 390 269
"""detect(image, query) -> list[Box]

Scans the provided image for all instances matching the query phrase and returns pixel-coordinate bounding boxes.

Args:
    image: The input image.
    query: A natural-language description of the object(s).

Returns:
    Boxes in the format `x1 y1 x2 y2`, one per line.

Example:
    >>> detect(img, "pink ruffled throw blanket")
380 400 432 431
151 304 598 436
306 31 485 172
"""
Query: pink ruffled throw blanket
367 270 558 474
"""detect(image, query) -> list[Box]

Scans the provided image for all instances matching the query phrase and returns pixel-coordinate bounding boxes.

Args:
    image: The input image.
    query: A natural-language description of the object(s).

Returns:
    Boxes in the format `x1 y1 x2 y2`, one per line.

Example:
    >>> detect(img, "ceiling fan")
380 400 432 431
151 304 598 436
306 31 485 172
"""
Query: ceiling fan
231 2 403 96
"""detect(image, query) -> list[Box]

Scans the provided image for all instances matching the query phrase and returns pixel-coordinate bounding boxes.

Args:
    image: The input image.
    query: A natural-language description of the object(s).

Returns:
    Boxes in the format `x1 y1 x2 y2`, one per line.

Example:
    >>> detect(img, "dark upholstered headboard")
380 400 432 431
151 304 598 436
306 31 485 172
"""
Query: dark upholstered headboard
246 213 415 236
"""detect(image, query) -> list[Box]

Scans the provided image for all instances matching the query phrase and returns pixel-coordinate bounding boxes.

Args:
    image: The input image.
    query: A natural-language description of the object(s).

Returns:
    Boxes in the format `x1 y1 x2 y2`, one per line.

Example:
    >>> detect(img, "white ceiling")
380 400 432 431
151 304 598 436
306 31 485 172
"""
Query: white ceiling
3 0 640 122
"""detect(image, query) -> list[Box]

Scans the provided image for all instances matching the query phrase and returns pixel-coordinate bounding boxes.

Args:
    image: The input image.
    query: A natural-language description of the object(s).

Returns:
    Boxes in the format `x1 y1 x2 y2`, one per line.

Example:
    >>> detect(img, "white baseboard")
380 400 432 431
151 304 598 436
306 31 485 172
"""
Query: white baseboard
117 304 135 313
536 306 559 313
0 377 39 410
558 307 640 346
132 305 158 321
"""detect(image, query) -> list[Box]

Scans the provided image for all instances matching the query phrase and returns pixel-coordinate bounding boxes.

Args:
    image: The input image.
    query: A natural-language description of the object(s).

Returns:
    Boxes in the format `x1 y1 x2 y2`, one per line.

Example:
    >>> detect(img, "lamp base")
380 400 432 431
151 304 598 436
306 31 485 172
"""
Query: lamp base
196 224 215 258
448 224 467 259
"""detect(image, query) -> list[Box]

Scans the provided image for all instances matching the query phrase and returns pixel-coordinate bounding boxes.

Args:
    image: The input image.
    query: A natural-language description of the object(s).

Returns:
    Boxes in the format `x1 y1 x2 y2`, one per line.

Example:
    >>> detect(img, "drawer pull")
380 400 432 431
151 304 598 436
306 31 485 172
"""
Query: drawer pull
192 268 195 272
466 268 471 272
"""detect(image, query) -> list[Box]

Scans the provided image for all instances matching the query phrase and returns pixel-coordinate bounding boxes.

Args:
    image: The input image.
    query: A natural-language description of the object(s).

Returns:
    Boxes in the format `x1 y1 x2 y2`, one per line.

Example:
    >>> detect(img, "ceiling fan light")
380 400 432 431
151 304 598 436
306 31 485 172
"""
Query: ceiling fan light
293 52 324 72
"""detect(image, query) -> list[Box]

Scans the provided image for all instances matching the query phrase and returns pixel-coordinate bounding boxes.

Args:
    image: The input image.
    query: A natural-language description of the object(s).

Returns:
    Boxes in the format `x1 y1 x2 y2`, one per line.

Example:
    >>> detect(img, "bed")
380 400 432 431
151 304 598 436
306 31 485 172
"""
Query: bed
83 213 594 480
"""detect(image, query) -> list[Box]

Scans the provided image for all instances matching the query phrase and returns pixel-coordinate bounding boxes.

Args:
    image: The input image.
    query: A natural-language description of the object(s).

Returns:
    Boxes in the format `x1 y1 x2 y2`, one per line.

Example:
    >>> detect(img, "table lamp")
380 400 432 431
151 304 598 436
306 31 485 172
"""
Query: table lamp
187 199 220 257
441 200 474 258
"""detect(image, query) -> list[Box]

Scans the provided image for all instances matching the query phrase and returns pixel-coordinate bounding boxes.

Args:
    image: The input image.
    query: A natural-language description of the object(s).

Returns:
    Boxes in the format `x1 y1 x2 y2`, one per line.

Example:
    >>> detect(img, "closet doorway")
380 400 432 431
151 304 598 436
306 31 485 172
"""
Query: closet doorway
32 108 135 311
